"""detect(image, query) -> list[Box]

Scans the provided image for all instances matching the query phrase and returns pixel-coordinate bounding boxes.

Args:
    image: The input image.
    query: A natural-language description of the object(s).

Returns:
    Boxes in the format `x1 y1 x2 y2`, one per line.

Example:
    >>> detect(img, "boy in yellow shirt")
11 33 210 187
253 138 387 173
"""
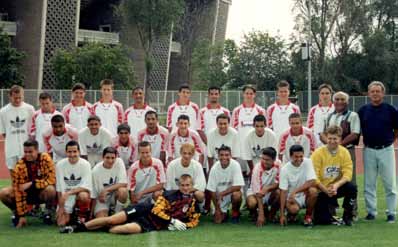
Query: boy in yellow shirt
311 125 357 226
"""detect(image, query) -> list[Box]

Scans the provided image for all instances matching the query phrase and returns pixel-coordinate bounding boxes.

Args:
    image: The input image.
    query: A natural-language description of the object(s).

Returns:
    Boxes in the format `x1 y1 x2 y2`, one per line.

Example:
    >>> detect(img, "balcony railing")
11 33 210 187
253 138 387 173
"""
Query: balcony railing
78 29 119 45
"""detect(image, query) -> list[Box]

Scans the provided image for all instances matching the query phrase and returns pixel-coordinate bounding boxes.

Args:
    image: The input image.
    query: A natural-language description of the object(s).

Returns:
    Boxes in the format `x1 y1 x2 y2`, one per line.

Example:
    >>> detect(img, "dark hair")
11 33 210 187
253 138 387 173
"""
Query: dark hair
288 113 301 120
102 146 118 157
145 110 158 119
87 115 101 123
242 84 256 93
117 123 131 133
178 84 191 92
51 114 65 123
262 147 277 160
39 92 52 101
23 139 39 150
132 86 144 93
72 83 86 92
276 80 290 89
138 141 151 149
217 145 231 154
66 140 80 151
100 79 114 88
208 86 221 93
253 114 266 124
289 144 304 156
177 114 190 122
216 113 230 123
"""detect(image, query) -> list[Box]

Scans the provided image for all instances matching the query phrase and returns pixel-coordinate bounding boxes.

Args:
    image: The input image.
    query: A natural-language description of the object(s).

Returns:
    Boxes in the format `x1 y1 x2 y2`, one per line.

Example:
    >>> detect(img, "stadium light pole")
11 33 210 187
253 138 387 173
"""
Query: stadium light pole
306 0 312 113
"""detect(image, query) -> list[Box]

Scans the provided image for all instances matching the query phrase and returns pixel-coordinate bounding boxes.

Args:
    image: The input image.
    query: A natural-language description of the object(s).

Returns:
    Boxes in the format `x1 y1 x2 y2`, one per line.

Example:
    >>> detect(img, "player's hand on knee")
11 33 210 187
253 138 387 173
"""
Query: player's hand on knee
170 218 186 231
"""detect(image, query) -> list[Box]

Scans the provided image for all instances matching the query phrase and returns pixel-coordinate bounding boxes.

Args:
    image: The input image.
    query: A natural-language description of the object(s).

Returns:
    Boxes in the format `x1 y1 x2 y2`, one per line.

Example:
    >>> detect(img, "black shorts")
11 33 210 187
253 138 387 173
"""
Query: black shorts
123 203 155 232
26 187 43 205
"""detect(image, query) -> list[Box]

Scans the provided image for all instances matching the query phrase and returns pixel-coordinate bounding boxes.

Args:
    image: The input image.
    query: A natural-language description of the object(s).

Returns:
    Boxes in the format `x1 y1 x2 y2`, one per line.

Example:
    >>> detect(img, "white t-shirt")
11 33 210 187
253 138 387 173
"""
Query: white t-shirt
198 104 230 135
249 160 281 194
242 128 278 164
231 103 265 153
279 127 316 164
207 127 240 160
0 102 35 160
167 129 205 161
30 109 63 152
91 158 127 199
43 125 79 162
165 158 206 192
112 136 137 169
79 127 113 167
137 126 169 160
62 101 93 131
307 103 335 135
279 158 316 196
326 111 361 134
206 159 245 193
56 158 92 193
266 101 300 140
167 101 199 131
124 104 156 138
93 100 124 137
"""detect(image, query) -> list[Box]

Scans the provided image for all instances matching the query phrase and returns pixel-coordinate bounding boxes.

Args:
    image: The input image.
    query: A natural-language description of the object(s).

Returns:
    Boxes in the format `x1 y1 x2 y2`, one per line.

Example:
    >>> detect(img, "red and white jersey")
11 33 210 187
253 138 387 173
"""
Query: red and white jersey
93 99 124 137
62 101 93 131
198 104 230 135
166 101 199 131
167 129 205 161
124 104 156 138
127 158 166 202
266 101 300 140
249 160 281 194
278 127 316 164
30 109 62 152
43 125 79 162
137 126 168 160
307 103 335 135
231 103 265 154
112 135 137 170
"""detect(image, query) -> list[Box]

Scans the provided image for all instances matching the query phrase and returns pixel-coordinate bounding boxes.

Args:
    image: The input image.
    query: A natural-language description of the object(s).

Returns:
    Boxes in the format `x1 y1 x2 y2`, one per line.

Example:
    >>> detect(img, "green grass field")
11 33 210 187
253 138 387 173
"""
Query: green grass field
1 177 397 247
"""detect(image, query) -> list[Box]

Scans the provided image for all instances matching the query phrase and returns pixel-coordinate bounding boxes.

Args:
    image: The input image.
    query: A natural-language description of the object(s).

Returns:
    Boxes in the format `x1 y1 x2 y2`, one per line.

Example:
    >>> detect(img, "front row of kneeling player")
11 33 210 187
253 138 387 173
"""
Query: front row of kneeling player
0 124 356 233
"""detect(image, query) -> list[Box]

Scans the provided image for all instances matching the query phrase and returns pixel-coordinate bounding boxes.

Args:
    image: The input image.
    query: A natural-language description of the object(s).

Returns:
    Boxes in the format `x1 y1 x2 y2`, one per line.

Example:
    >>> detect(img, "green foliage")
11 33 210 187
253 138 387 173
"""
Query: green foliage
0 28 25 88
51 43 136 90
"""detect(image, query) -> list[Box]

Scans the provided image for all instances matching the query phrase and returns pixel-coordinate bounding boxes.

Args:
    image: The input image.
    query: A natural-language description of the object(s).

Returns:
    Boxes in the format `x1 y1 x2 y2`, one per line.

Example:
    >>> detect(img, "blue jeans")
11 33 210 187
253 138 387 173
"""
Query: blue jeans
363 145 397 216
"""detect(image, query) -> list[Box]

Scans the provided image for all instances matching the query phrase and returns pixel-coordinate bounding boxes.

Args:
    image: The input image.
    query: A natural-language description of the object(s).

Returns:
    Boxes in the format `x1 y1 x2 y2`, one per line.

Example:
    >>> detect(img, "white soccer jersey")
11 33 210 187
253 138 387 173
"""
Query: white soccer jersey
124 104 156 138
112 136 137 169
307 103 335 135
56 158 92 193
137 126 168 160
0 102 35 165
279 127 316 164
165 158 206 192
206 159 245 193
30 109 63 152
241 128 278 164
266 101 300 140
79 127 113 167
93 100 124 137
91 158 128 199
279 158 316 196
167 101 199 131
127 158 166 201
207 127 240 160
231 103 265 154
43 125 79 162
167 129 205 161
249 160 281 194
62 101 93 131
198 104 230 135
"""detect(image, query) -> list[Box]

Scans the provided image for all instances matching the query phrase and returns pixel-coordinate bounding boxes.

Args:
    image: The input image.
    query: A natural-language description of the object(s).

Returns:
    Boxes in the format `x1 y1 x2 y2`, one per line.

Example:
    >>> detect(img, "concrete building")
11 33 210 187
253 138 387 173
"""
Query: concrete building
0 0 231 90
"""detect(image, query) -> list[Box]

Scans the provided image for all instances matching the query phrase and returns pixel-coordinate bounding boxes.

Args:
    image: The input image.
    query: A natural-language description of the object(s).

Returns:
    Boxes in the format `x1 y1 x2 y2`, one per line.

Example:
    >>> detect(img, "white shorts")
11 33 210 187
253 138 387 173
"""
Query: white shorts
220 194 232 213
64 195 77 214
291 193 306 208
247 189 271 205
94 193 116 214
6 156 19 170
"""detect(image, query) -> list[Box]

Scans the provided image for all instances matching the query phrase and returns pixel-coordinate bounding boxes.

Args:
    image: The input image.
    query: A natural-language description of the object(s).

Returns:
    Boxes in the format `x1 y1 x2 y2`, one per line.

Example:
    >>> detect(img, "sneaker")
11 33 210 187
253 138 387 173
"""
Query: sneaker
43 214 53 225
365 214 376 220
303 215 313 228
11 215 19 227
343 217 353 226
331 216 343 226
387 215 395 224
59 226 75 234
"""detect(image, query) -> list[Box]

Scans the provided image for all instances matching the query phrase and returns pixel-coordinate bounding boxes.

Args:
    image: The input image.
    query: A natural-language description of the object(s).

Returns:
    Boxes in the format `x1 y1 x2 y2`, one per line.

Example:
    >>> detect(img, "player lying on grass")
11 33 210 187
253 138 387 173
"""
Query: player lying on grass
246 147 281 227
279 145 318 227
0 139 56 228
60 174 201 234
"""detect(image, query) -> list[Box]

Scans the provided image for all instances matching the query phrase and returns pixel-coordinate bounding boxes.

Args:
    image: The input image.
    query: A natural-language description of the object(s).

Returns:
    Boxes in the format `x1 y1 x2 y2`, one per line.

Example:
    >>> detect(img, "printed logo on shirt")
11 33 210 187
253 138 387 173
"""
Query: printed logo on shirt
251 145 262 158
324 166 340 179
64 174 82 187
217 181 232 187
10 116 27 134
86 143 102 154
103 177 118 187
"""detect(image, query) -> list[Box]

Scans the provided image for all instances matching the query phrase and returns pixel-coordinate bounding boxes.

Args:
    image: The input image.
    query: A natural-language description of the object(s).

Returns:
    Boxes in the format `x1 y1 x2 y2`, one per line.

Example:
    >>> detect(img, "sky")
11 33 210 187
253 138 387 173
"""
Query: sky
226 0 296 43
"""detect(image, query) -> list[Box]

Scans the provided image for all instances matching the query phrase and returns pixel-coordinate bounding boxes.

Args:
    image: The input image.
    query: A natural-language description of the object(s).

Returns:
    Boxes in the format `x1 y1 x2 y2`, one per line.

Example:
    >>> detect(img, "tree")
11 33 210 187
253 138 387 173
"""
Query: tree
116 0 185 92
51 43 136 89
0 28 25 88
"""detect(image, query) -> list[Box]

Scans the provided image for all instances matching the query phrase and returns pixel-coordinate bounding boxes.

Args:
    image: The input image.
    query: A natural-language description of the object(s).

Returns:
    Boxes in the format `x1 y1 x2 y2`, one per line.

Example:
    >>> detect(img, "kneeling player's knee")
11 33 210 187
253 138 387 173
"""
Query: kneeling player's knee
246 196 257 209
286 203 300 215
231 191 242 202
0 187 13 200
194 191 205 203
77 192 90 203
116 187 128 202
43 185 56 199
307 187 318 198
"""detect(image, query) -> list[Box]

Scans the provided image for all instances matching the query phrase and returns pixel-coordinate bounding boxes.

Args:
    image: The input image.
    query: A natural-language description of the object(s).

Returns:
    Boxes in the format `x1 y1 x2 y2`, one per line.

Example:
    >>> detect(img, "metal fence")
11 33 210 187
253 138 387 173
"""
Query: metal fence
1 89 397 114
